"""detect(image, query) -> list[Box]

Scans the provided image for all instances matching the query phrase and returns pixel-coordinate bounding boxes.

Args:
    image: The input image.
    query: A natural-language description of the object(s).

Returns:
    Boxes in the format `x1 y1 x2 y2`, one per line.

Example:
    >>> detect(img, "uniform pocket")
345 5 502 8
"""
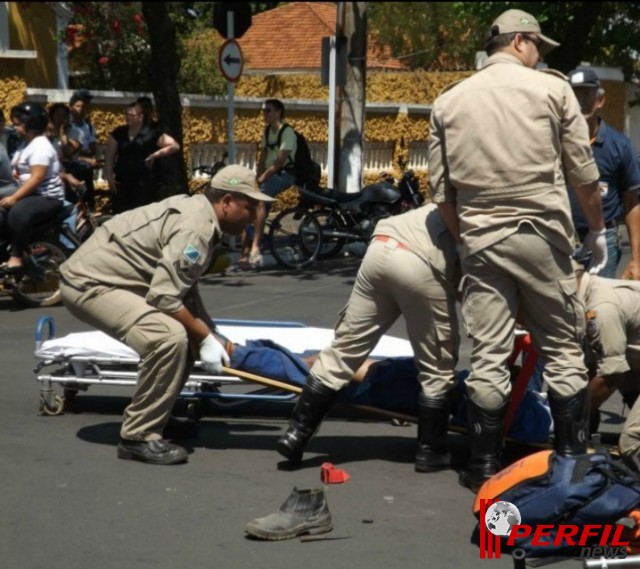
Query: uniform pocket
434 320 457 365
460 274 475 338
558 274 585 340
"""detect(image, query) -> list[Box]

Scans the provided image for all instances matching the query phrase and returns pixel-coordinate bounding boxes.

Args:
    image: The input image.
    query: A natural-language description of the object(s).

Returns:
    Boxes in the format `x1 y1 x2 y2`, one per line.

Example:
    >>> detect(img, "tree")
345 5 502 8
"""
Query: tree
368 2 640 80
142 3 189 198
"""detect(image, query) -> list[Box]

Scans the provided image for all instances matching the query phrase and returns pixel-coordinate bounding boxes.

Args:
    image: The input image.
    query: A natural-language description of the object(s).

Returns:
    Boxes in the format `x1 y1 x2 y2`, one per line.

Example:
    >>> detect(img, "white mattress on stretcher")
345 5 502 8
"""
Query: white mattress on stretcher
35 325 414 361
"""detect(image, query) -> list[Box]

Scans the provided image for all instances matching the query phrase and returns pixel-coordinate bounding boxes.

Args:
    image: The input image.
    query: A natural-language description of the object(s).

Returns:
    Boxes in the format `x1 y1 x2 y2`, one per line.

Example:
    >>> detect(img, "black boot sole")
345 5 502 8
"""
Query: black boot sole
458 469 490 493
276 439 302 463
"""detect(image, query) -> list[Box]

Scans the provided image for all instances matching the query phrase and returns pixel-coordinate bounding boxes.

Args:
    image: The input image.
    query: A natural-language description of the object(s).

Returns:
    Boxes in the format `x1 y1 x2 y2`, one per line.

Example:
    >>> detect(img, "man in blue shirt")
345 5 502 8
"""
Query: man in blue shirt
568 68 640 279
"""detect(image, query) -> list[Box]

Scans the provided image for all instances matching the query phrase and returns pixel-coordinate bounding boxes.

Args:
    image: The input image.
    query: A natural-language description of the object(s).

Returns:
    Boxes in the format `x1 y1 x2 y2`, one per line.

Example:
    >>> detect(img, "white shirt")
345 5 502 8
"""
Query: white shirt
11 135 65 199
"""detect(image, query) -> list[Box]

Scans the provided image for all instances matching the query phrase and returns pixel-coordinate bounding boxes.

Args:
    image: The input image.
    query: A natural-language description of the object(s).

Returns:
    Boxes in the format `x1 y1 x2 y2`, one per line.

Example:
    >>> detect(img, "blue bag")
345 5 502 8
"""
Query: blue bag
472 448 640 558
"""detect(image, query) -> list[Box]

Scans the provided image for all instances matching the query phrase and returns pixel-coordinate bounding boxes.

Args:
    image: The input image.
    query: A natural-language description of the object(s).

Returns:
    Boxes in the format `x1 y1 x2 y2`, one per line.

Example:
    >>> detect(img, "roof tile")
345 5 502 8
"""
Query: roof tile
237 2 404 72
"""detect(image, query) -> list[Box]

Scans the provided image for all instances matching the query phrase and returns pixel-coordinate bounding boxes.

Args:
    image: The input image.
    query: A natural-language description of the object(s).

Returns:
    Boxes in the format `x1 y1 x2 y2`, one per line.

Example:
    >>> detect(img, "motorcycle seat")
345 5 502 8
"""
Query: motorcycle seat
298 186 363 207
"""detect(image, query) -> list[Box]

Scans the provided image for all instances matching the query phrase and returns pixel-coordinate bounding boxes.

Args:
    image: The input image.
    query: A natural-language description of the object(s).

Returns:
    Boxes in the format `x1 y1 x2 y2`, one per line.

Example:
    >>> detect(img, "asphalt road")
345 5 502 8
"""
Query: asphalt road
0 240 630 569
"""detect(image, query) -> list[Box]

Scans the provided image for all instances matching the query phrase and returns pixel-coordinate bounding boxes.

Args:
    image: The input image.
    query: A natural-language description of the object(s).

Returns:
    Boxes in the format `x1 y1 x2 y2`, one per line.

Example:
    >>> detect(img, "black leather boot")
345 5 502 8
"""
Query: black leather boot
276 375 340 462
415 394 451 473
549 388 589 456
458 399 508 493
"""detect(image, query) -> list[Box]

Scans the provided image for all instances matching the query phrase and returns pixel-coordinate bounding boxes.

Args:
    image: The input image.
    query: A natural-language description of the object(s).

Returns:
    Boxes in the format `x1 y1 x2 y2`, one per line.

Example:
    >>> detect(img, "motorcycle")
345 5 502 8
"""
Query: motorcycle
0 188 109 308
267 169 424 269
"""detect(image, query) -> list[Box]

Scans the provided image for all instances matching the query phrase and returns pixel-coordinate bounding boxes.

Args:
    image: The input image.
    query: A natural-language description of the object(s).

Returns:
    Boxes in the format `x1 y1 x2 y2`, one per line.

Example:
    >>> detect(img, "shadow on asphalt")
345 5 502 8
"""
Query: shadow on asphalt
201 256 362 286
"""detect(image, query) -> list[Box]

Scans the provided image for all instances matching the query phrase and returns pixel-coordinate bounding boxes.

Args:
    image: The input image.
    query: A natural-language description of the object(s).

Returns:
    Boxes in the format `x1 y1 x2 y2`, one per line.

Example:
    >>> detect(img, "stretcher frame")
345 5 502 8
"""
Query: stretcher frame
33 316 315 417
33 315 540 443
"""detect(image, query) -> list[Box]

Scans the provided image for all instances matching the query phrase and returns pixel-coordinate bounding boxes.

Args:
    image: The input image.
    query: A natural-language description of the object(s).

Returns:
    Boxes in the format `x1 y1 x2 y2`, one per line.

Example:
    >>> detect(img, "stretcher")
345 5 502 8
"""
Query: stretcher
33 315 547 449
33 316 415 417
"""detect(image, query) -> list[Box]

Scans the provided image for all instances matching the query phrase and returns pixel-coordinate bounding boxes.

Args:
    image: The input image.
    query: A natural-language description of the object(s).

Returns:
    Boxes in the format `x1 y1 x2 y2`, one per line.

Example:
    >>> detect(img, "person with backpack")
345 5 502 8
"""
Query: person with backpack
238 99 297 270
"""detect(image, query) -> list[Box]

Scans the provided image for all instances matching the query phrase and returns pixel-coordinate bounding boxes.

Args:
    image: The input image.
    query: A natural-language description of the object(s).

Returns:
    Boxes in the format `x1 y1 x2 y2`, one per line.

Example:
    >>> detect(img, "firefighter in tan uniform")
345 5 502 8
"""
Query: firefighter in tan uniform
427 9 607 491
276 204 461 473
576 268 640 470
59 165 273 465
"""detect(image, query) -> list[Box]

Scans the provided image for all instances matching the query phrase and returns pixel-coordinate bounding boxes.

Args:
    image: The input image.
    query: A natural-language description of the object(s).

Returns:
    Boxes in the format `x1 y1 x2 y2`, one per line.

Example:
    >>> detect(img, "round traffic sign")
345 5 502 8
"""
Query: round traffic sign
218 39 244 83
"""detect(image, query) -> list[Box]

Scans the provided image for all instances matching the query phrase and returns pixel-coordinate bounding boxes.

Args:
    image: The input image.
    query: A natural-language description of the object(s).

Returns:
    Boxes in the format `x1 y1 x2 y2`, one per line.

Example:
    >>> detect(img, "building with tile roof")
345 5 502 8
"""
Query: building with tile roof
236 2 404 75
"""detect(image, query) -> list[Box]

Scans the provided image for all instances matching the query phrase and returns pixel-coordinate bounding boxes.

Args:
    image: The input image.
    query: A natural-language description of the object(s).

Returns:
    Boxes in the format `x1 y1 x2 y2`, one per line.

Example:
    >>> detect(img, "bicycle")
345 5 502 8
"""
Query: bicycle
266 204 323 270
73 183 113 243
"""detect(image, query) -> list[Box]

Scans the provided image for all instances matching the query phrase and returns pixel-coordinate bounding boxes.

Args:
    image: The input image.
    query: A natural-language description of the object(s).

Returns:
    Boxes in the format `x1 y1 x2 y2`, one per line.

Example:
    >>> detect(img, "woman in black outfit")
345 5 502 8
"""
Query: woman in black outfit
103 101 179 214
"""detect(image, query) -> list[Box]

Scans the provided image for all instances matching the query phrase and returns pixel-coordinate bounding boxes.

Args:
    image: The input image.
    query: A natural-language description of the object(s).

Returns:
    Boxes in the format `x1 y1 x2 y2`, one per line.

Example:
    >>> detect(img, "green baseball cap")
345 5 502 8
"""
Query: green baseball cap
489 9 560 55
211 164 275 202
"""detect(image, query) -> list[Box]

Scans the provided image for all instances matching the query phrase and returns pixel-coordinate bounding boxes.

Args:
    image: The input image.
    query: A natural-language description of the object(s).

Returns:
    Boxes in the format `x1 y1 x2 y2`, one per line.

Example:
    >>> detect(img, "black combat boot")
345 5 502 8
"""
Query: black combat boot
458 399 508 493
548 388 589 456
245 487 332 540
415 394 451 473
276 375 340 462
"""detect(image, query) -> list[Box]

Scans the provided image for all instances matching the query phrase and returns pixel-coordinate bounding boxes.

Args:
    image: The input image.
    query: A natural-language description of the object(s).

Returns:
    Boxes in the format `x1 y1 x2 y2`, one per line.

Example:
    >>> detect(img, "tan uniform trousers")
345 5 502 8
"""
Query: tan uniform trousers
311 237 459 398
614 349 640 459
60 282 192 441
462 225 587 409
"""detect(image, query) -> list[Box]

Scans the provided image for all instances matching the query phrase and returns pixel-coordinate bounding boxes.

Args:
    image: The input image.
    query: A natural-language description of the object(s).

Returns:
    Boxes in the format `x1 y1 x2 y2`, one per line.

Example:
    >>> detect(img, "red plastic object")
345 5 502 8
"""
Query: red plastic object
321 462 350 484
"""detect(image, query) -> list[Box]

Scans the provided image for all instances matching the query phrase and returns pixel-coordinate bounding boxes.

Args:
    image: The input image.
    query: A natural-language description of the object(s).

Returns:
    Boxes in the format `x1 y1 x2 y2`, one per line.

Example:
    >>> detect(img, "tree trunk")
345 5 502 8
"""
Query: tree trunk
141 3 189 198
545 2 606 73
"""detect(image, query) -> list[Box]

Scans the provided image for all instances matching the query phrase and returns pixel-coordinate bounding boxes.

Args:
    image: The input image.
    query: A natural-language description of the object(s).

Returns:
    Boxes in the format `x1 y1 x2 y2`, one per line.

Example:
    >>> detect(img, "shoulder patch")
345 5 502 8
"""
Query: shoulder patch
538 68 568 81
437 78 465 97
182 244 202 264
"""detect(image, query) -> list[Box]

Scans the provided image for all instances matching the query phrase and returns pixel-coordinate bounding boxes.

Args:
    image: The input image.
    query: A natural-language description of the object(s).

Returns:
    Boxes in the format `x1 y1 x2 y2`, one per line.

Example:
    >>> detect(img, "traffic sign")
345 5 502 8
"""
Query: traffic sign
218 39 244 83
213 2 252 39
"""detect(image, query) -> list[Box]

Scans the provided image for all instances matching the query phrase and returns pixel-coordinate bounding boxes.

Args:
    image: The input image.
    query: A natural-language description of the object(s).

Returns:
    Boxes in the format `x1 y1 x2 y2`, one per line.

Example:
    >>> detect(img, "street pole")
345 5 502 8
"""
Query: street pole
338 2 366 193
226 11 236 164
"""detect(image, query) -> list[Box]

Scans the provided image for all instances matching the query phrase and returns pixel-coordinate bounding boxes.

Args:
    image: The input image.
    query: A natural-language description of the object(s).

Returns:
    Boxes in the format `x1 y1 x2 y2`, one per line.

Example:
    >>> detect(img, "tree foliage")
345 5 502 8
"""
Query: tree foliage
368 2 640 79
61 2 228 95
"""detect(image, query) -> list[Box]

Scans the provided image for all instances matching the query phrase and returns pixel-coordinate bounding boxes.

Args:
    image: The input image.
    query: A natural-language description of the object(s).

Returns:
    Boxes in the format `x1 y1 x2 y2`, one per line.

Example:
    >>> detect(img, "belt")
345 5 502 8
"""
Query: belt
373 235 412 252
605 220 618 229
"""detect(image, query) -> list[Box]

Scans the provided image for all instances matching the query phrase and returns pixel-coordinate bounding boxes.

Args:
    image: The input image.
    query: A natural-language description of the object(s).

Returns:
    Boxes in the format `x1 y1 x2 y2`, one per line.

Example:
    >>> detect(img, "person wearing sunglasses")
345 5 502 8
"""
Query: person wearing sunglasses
428 9 606 492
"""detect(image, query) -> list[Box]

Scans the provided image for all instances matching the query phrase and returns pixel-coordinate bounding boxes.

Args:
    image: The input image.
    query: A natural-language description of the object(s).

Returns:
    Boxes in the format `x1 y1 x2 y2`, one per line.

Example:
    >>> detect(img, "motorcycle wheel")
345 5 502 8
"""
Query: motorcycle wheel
268 207 322 269
311 208 348 260
10 237 71 308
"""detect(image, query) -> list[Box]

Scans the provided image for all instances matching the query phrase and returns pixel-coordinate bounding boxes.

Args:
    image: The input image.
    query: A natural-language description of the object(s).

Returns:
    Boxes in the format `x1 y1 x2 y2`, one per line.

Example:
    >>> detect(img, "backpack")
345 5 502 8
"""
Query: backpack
471 447 640 559
265 123 321 188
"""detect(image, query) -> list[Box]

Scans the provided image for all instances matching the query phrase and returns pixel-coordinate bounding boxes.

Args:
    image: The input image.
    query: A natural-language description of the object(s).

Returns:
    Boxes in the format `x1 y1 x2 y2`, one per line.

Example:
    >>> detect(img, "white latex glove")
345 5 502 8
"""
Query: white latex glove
199 334 230 375
576 228 608 275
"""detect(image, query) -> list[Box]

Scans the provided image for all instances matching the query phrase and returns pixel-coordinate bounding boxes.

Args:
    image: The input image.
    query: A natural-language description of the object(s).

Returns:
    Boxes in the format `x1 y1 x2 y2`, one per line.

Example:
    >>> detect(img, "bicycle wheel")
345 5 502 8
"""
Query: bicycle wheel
76 214 113 243
10 237 71 308
268 208 322 269
311 208 348 259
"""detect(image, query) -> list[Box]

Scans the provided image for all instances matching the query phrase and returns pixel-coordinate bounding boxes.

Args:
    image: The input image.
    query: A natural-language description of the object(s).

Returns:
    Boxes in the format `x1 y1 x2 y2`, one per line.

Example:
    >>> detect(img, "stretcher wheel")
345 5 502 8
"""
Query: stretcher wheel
41 395 65 416
186 400 203 421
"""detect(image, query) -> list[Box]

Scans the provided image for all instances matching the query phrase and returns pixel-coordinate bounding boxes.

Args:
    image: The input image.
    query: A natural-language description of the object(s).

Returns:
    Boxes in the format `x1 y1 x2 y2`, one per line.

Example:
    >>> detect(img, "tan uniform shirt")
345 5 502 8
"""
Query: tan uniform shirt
60 194 221 314
579 272 640 377
428 52 599 256
372 204 460 290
